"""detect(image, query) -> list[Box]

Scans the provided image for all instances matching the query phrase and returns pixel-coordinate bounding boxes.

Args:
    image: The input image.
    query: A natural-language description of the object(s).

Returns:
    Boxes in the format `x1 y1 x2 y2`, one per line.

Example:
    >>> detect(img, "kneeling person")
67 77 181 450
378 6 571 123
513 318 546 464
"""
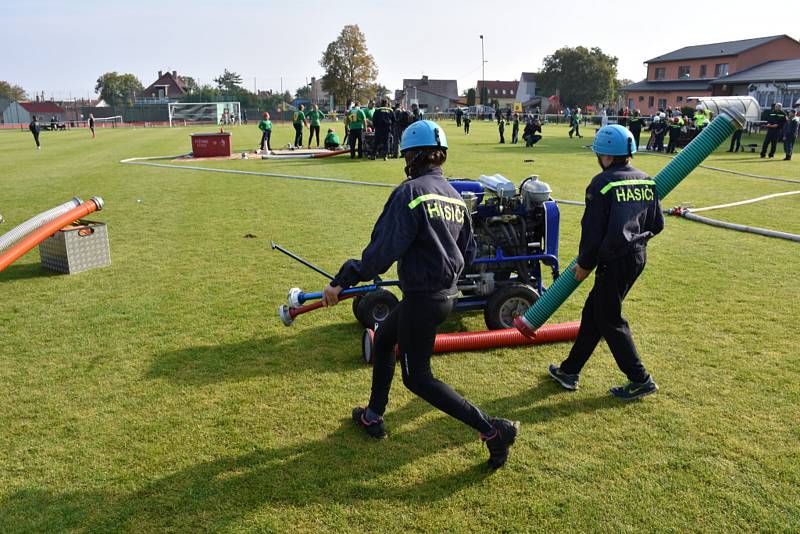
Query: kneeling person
323 120 520 469
324 128 340 150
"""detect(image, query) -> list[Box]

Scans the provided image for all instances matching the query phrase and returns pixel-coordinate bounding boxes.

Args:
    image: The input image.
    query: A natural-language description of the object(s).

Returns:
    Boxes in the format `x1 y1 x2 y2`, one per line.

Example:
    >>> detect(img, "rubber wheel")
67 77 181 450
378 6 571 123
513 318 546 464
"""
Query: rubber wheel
351 295 363 321
484 284 539 330
355 289 399 329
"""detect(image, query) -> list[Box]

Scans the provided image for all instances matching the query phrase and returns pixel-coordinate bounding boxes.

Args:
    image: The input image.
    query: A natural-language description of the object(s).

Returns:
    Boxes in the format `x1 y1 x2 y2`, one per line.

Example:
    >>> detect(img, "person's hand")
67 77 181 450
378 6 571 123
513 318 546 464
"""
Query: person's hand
572 263 592 281
322 284 343 307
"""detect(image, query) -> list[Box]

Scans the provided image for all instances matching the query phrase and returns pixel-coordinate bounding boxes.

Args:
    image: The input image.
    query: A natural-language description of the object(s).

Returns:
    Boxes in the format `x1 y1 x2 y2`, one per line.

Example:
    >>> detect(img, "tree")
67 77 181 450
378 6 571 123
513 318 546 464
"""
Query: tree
295 85 311 99
94 72 144 106
179 76 198 94
371 83 390 101
537 46 618 108
467 88 476 106
320 24 378 106
0 81 27 101
214 69 243 92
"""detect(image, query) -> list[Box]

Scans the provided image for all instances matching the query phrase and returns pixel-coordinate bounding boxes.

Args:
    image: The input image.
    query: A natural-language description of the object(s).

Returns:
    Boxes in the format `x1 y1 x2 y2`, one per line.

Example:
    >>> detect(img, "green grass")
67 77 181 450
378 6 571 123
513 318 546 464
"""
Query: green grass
1 121 798 533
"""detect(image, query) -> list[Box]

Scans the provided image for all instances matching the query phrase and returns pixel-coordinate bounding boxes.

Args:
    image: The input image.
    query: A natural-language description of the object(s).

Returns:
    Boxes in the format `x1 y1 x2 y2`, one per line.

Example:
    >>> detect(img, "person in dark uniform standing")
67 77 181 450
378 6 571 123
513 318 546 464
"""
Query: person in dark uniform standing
463 113 471 134
371 99 395 160
783 108 798 161
511 113 520 144
498 117 506 143
88 113 96 139
728 124 744 153
653 112 667 152
29 115 41 149
666 115 684 153
323 120 520 469
761 103 786 158
393 104 411 158
455 107 463 127
628 109 642 149
548 125 663 400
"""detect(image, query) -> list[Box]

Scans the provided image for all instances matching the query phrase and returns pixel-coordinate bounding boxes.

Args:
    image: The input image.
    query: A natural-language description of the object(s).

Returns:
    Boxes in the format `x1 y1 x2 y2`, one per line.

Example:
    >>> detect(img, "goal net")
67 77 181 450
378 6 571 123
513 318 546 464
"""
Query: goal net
93 115 124 127
168 102 241 127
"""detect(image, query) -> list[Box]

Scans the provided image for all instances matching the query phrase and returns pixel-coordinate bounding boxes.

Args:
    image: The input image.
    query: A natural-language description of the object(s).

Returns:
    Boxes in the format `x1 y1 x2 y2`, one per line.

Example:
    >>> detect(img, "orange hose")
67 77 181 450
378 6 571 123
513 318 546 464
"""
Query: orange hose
0 198 102 273
311 149 349 158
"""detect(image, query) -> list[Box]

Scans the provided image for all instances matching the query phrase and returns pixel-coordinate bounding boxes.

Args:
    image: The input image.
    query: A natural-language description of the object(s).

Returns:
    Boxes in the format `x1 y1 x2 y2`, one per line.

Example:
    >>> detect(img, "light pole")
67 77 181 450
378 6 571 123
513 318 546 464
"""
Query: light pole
480 35 485 105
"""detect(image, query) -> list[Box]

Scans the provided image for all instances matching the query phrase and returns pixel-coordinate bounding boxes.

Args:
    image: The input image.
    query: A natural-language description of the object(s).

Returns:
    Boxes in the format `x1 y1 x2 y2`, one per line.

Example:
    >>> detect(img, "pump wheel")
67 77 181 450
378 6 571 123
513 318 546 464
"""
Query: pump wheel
484 284 539 330
355 289 399 329
351 295 363 321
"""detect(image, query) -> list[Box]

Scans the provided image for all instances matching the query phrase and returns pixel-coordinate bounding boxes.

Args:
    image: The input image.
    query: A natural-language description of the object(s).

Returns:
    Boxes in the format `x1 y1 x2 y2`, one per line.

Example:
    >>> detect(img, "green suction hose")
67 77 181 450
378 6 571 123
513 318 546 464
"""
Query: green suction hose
515 111 740 337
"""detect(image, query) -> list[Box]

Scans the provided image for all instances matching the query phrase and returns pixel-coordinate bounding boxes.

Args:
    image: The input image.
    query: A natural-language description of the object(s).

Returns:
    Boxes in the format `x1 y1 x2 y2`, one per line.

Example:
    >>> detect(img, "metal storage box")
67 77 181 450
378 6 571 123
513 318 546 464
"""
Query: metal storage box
191 132 232 157
39 220 111 274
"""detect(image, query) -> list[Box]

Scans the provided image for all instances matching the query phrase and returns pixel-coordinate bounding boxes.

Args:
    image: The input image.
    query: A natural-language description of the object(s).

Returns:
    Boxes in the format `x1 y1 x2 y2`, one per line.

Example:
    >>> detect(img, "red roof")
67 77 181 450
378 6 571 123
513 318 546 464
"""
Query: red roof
19 102 66 114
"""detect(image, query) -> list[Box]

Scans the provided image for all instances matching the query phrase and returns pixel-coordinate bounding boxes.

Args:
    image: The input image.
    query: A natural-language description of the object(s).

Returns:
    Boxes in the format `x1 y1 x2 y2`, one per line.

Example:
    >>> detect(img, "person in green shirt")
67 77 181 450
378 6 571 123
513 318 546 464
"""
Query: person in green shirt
347 102 367 159
258 112 272 151
292 104 308 148
568 107 583 138
306 104 326 147
365 100 375 122
324 128 341 150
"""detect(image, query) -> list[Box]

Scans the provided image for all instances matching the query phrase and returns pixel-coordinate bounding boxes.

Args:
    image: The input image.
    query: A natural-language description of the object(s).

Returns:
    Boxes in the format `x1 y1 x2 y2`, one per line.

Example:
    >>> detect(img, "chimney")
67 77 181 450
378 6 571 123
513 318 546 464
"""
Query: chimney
158 70 163 78
422 75 429 83
172 71 177 78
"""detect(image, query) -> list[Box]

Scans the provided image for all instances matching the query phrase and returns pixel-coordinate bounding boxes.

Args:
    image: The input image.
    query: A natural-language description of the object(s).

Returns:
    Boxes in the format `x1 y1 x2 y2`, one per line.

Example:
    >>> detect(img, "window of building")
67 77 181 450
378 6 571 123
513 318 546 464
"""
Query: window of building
699 64 707 77
638 96 644 102
678 66 690 78
502 89 506 95
658 98 667 109
677 96 683 103
715 63 729 77
654 68 666 80
648 96 654 108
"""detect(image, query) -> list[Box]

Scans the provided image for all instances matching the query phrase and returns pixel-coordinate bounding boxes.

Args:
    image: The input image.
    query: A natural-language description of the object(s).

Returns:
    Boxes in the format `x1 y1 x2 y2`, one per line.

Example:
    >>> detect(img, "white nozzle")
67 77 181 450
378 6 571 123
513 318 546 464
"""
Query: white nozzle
279 305 294 326
287 287 304 308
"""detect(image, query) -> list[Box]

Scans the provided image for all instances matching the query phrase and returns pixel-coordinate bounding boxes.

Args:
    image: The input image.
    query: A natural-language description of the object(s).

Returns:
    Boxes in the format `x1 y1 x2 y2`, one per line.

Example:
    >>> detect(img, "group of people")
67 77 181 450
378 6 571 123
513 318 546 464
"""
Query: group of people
752 103 798 160
495 113 543 147
28 113 96 149
319 119 662 470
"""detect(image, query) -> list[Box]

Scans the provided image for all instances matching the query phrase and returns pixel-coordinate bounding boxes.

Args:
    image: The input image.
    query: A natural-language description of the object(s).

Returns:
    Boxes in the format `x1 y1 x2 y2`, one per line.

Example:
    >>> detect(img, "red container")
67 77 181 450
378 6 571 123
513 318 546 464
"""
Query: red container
191 132 231 158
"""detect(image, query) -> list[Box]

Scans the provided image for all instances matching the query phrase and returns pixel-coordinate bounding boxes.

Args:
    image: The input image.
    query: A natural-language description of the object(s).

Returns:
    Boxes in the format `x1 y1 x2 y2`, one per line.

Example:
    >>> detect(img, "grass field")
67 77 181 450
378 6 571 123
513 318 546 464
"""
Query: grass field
1 120 798 533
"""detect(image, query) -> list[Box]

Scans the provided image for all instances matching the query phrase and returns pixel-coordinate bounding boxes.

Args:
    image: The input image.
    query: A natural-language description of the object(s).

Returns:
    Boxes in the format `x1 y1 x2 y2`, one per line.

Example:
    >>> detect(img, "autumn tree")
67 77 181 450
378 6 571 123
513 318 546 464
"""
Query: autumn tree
537 46 618 108
94 72 144 106
320 24 378 106
0 81 27 101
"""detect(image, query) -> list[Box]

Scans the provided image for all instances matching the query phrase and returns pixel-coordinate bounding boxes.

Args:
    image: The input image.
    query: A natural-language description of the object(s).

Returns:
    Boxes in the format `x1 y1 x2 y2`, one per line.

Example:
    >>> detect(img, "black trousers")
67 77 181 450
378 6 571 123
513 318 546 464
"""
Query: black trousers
560 250 650 383
374 127 390 157
31 130 40 147
464 122 470 134
499 130 505 143
525 134 542 147
569 123 580 137
512 126 519 144
729 129 743 152
630 126 641 148
456 116 461 127
667 130 680 153
293 124 303 147
308 125 321 147
349 128 364 158
393 125 405 156
785 135 796 159
368 294 493 434
761 128 781 157
260 130 271 151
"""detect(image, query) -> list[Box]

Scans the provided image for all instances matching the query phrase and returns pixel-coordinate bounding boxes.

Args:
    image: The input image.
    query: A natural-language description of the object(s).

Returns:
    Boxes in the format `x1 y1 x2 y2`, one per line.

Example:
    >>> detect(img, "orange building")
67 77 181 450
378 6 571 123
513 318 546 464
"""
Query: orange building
623 35 800 112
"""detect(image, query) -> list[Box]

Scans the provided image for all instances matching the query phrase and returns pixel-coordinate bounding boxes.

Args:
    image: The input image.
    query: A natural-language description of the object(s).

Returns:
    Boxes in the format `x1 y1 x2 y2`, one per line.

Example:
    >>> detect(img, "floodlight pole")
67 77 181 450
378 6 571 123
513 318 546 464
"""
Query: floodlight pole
480 35 485 105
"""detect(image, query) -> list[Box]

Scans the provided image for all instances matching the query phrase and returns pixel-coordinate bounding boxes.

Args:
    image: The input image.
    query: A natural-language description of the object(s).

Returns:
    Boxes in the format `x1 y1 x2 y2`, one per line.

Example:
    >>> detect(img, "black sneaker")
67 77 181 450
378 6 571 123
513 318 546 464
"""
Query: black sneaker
609 376 659 400
548 364 579 390
352 407 387 439
481 417 520 469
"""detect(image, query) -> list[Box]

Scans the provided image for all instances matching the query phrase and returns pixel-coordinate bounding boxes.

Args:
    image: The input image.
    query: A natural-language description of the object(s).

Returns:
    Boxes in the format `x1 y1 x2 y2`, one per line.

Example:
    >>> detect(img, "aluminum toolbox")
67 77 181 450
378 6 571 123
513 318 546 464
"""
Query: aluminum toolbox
39 219 111 274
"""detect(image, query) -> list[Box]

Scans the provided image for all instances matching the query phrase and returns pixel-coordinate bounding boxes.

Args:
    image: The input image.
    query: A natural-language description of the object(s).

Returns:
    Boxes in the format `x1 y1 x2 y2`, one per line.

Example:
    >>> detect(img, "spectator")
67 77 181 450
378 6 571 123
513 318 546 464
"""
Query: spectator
783 108 798 161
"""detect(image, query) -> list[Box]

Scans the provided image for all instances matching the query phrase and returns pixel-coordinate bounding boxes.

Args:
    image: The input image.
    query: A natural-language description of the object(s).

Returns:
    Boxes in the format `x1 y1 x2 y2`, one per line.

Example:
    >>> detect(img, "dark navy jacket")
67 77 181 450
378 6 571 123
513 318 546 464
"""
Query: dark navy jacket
371 107 395 131
577 163 664 270
333 167 476 296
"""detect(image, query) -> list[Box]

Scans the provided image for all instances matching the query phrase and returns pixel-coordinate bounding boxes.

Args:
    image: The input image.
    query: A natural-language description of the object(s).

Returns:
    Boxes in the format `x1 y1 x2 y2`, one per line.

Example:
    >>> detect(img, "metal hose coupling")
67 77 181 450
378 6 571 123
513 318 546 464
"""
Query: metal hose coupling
90 196 105 211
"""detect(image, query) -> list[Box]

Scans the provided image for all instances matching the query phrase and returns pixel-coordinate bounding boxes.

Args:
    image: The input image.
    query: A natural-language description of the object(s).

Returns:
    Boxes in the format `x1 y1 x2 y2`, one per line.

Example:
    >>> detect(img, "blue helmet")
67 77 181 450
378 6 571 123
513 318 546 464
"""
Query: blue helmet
399 120 448 154
592 124 637 157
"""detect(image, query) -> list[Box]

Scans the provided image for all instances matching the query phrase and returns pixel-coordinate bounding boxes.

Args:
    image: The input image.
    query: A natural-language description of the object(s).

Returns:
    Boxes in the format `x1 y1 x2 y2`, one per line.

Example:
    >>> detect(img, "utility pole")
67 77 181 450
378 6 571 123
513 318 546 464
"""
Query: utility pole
480 35 486 106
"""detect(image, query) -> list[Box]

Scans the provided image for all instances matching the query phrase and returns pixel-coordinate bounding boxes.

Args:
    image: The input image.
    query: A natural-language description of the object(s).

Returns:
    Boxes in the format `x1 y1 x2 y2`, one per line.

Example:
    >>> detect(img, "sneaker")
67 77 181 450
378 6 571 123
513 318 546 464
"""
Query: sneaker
548 364 579 390
760 153 766 158
352 407 386 439
609 376 658 400
481 417 520 469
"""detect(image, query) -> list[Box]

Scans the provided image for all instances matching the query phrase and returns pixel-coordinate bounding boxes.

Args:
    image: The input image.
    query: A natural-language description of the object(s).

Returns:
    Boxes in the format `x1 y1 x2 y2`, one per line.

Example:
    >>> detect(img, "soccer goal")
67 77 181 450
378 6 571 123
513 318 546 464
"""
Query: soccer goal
168 102 241 127
93 115 124 128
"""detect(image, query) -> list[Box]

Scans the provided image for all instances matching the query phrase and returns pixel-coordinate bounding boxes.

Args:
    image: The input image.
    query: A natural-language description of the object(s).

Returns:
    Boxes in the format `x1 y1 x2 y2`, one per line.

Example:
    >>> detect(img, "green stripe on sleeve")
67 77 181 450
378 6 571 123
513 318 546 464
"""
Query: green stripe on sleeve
408 194 467 210
600 179 656 195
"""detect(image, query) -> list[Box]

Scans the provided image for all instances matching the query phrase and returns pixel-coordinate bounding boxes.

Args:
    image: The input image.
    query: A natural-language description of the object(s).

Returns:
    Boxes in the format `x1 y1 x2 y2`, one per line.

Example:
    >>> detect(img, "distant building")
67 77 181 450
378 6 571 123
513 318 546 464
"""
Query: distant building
623 34 800 111
401 76 458 111
1 101 67 124
142 70 187 101
711 58 800 109
476 80 518 109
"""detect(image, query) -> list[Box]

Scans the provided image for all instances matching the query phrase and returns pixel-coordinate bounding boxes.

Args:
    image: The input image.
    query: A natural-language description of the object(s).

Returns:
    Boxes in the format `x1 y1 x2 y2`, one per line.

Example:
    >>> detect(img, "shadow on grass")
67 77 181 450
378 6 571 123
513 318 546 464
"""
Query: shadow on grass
0 263 60 282
147 322 366 385
0 384 623 532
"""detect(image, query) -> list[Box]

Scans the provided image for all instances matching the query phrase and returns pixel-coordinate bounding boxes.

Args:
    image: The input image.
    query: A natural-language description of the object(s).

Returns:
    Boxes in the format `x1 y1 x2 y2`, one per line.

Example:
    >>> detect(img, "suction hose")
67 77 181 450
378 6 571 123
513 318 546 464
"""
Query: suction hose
279 294 355 326
0 197 104 274
0 197 83 253
515 107 744 338
362 321 580 363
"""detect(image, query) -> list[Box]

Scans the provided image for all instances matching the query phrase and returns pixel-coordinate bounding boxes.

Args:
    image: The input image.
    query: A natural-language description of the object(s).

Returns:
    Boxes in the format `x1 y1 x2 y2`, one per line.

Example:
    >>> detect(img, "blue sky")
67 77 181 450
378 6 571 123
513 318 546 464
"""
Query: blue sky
1 0 796 100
